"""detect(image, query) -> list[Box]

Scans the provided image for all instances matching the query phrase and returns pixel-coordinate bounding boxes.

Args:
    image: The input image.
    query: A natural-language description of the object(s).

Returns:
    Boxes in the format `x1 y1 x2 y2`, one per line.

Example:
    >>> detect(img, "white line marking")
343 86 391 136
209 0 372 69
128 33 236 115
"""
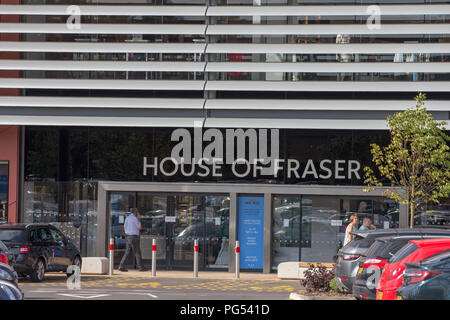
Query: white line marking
57 293 111 299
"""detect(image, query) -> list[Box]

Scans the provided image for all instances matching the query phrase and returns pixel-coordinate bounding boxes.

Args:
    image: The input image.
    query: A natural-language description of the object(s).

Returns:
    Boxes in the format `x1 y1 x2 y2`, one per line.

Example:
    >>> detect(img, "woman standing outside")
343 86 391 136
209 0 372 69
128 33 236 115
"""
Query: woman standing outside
343 214 359 246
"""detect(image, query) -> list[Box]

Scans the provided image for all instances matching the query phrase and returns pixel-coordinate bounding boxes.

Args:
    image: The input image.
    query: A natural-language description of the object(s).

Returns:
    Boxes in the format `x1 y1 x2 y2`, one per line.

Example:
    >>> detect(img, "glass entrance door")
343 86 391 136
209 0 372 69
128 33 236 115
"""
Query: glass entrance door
109 192 230 270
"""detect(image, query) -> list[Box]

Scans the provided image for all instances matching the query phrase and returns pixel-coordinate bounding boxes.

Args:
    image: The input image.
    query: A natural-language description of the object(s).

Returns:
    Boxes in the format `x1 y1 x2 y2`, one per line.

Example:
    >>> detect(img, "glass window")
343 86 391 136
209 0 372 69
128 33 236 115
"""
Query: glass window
0 230 25 243
38 228 52 242
272 195 300 269
0 162 8 223
28 230 39 242
301 196 340 263
50 228 66 245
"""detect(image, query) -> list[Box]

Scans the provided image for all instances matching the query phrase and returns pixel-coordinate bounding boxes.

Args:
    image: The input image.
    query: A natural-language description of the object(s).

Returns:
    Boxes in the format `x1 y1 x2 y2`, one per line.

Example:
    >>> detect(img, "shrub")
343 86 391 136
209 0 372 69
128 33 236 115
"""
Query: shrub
329 278 341 292
300 264 335 293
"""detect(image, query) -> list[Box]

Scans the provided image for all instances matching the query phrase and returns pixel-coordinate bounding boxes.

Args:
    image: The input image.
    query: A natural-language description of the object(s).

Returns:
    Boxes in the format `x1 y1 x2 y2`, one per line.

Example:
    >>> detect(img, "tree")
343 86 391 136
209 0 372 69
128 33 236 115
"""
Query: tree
364 93 450 228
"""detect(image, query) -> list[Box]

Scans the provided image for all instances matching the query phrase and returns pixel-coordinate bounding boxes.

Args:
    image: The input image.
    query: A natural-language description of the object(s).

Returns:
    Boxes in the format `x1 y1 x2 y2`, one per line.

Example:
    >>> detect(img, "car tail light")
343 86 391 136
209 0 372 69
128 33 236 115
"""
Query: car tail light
360 294 369 299
342 254 360 260
405 270 442 284
19 246 30 254
0 253 8 265
362 258 387 270
340 277 348 281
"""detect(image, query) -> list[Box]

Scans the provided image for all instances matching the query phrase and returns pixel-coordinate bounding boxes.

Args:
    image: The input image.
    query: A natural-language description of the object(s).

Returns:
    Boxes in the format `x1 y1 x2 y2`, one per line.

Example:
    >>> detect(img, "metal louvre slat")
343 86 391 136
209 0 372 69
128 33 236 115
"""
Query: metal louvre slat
0 41 206 53
0 60 206 72
2 60 448 73
0 23 206 34
1 23 449 35
207 24 450 35
1 4 450 16
0 115 205 127
206 5 450 16
0 78 205 90
205 99 450 111
205 81 450 92
206 43 450 54
206 62 450 73
1 42 449 54
0 96 205 109
0 5 207 16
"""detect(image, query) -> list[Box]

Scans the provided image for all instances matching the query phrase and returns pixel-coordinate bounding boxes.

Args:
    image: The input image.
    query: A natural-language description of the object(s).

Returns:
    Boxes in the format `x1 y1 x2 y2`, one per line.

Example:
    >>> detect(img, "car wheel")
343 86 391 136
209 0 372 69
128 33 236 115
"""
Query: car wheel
30 259 45 282
66 255 82 278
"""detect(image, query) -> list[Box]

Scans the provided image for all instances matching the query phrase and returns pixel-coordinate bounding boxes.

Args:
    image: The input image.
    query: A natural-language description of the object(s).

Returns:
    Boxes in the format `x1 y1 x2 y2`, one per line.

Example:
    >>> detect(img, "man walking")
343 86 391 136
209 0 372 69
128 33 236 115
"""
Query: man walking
118 208 147 272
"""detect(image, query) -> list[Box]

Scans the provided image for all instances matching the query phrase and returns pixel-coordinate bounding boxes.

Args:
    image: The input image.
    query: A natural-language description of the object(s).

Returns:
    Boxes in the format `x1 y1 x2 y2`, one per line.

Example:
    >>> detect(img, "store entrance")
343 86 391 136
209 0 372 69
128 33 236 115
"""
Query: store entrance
109 192 230 270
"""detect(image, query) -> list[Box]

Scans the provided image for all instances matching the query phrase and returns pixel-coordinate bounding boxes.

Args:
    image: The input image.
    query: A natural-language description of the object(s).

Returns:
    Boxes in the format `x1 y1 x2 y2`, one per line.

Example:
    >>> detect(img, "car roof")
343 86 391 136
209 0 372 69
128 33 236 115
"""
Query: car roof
375 235 427 243
410 238 450 247
351 227 450 239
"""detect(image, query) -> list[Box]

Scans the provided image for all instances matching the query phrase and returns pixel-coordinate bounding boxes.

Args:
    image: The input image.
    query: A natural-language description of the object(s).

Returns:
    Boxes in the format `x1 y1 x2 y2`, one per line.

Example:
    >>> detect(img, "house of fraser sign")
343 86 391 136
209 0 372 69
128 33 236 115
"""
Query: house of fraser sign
143 127 362 180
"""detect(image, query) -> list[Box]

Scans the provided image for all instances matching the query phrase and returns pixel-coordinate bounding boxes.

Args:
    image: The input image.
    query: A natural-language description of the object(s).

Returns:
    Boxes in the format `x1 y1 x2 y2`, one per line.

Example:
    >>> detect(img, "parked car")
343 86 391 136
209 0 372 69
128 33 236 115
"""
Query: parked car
0 262 19 286
376 238 450 300
0 262 23 300
0 279 23 300
334 227 450 292
352 234 450 300
0 239 14 267
396 249 450 300
0 223 82 282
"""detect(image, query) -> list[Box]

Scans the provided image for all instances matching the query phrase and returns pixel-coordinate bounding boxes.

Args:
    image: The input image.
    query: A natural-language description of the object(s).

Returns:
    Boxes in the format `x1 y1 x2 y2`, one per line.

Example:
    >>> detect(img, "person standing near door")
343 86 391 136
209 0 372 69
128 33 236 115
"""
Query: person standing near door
118 208 147 272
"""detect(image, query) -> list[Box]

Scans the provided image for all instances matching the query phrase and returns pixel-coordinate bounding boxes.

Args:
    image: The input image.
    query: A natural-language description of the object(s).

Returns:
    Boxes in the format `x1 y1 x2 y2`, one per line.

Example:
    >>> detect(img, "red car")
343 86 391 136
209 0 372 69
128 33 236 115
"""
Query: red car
376 238 450 300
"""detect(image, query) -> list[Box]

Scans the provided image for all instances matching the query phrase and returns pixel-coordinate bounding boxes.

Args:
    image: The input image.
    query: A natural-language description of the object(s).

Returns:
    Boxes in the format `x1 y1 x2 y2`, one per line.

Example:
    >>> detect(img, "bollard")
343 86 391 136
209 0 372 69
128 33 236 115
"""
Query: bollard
109 237 114 278
152 238 157 277
193 239 199 278
235 240 240 279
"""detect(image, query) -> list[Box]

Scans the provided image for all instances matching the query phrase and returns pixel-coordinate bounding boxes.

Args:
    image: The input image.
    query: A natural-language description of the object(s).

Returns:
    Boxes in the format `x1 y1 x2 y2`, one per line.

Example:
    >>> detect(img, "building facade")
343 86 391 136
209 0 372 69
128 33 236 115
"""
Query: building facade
0 0 449 273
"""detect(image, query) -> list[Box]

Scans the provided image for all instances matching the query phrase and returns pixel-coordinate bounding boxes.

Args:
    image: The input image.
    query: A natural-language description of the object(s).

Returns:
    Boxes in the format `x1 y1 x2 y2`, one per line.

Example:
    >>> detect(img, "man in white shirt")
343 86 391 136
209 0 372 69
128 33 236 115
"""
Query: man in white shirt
118 208 147 272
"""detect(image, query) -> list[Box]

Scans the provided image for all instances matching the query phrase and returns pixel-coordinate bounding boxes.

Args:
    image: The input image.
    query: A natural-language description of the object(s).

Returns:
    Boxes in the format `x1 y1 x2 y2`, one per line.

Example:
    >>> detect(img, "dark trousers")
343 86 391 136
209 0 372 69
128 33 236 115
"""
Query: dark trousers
119 235 143 269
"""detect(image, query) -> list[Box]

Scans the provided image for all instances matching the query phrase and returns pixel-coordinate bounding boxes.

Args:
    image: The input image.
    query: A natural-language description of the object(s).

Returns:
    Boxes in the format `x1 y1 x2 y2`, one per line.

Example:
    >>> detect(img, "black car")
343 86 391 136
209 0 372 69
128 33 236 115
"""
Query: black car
397 249 450 300
334 227 450 292
0 239 14 267
352 234 450 300
0 223 82 282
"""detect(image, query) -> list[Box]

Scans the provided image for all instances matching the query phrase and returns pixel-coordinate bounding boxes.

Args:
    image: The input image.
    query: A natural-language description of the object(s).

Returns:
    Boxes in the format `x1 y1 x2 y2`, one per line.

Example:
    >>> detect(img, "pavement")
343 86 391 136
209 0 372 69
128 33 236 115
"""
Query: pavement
19 270 300 300
17 270 353 300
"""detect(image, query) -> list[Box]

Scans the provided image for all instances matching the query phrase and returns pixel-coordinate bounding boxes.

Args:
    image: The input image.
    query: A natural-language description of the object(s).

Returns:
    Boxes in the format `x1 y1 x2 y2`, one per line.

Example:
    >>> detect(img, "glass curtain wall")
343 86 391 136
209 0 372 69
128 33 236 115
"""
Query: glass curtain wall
272 195 400 268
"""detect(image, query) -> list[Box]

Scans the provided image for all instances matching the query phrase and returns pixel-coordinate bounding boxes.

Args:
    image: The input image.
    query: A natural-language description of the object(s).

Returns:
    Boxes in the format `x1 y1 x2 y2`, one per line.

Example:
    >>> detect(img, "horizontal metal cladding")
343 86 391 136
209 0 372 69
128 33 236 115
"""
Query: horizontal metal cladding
0 115 205 127
0 97 205 109
1 5 450 16
0 79 206 90
205 81 450 92
0 3 449 130
0 60 206 72
0 97 448 112
1 23 449 35
0 23 207 34
0 42 207 53
204 99 450 112
1 42 450 54
2 60 449 73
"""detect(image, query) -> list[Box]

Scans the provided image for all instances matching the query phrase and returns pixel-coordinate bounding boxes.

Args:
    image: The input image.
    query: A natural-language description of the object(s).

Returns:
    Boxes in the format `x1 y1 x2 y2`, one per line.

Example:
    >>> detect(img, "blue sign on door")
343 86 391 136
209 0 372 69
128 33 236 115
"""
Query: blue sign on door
238 196 264 269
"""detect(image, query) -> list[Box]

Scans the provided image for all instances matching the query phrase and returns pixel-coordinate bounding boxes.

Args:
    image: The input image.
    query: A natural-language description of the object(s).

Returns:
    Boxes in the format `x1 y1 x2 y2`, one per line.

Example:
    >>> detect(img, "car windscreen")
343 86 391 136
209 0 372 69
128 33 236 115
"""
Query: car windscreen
389 243 419 263
0 229 26 243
